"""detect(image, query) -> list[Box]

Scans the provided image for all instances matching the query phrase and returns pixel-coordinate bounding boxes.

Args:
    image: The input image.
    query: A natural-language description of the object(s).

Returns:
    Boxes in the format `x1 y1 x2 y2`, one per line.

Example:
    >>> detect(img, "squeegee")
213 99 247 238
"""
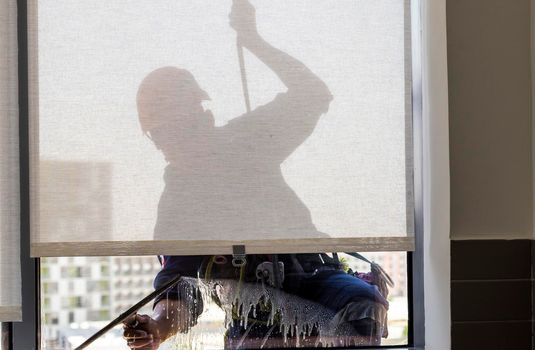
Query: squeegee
74 274 182 350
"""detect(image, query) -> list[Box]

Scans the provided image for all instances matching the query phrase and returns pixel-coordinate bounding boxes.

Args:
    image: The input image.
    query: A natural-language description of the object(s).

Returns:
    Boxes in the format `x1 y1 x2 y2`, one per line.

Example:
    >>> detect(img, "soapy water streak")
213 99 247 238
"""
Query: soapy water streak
167 277 383 349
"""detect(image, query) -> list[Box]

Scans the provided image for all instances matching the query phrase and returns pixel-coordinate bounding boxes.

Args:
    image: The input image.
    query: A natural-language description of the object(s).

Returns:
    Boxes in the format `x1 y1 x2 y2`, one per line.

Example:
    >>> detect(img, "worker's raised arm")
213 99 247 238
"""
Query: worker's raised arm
230 0 332 106
227 0 332 161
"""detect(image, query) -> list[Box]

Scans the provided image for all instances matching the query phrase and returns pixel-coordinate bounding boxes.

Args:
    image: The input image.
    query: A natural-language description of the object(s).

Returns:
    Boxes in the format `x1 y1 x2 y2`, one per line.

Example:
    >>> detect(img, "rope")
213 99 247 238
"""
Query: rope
205 255 215 281
237 39 252 113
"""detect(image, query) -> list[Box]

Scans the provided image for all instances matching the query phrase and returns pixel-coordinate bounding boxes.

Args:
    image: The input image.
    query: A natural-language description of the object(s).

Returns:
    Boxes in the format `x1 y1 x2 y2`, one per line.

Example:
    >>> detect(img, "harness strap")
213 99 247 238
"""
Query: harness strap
271 254 282 289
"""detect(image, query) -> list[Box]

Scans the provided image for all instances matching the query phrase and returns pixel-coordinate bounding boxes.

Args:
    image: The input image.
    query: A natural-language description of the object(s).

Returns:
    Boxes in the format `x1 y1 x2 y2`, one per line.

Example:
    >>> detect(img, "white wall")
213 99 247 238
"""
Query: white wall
422 0 451 349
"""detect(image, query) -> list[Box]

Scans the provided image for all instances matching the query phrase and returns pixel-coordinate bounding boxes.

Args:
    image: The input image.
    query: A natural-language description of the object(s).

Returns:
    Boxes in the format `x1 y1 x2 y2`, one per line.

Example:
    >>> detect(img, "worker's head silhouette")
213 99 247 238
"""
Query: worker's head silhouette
134 0 333 241
137 67 214 155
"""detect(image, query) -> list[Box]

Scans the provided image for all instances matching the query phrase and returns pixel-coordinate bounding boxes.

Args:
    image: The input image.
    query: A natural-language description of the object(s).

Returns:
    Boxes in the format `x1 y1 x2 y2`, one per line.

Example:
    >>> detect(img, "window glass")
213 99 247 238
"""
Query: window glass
40 253 408 349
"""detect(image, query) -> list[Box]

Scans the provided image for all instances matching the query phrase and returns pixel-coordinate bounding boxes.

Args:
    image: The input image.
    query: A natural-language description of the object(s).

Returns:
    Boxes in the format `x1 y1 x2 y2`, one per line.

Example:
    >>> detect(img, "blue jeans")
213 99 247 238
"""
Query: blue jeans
298 270 386 311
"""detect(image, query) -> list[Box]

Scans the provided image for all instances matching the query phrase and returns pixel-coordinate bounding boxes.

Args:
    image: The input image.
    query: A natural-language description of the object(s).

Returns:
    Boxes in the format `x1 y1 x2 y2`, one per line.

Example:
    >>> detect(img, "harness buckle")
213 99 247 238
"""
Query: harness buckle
255 261 285 287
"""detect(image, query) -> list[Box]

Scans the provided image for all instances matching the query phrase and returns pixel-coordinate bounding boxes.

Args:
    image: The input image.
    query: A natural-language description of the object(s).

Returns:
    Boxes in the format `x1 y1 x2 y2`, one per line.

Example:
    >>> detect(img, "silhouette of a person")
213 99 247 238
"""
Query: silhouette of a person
123 1 389 349
136 0 332 241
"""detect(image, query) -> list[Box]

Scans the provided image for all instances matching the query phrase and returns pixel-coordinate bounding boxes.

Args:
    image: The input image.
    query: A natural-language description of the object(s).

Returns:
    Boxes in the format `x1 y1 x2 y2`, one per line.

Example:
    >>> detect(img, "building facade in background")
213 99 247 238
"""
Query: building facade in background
41 256 161 349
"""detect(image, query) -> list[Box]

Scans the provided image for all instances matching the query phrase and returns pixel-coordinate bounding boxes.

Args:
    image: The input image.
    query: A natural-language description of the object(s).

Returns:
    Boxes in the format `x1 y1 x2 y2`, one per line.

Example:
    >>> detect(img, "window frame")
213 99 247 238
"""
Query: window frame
11 0 40 349
9 0 430 349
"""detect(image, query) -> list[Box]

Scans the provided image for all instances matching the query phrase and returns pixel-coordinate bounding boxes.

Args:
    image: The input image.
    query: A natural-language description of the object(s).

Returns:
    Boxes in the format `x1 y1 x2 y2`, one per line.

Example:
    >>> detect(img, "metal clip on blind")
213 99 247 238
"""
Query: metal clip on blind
232 245 247 267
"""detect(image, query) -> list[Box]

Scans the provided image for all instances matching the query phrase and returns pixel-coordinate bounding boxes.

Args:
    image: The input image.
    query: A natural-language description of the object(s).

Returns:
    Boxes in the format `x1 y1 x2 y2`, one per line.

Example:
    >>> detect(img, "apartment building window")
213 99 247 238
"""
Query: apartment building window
42 298 50 310
40 266 50 279
100 265 110 276
62 297 84 309
42 282 58 295
101 295 110 307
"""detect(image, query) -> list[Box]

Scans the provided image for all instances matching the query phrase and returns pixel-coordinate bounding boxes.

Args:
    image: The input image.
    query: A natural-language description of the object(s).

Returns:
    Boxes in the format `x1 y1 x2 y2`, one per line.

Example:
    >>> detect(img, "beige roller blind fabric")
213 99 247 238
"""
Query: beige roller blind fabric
30 0 414 257
0 0 22 321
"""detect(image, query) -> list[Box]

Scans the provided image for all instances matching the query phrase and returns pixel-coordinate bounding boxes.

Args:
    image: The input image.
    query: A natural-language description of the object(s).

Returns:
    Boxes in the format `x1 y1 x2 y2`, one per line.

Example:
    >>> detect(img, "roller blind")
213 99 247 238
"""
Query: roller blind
0 0 22 321
30 0 414 257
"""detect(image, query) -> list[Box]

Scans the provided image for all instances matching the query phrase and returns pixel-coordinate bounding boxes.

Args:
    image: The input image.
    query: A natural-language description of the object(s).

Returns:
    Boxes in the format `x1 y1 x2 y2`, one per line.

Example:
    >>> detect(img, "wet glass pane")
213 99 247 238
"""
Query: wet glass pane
40 253 408 349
